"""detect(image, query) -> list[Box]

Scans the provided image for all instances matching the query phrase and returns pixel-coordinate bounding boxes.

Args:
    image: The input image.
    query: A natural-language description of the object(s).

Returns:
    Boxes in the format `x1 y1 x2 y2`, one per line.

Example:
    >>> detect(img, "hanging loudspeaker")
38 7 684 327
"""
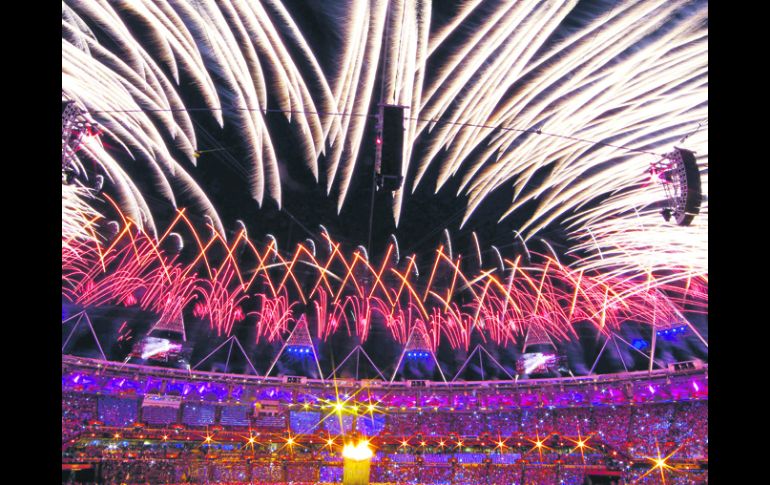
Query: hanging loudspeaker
378 105 405 190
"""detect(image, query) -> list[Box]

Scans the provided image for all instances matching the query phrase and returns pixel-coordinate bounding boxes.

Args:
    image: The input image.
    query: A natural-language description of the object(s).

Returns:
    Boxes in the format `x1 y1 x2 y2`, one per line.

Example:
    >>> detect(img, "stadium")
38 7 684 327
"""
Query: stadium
62 1 707 484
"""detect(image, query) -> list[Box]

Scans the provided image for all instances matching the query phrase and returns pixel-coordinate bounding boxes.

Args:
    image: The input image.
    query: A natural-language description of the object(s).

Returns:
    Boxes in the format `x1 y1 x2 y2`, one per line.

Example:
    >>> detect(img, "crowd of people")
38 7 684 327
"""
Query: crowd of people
319 465 343 482
626 466 707 484
357 413 387 435
284 463 320 482
66 460 709 485
452 412 485 437
63 383 706 483
668 400 708 458
62 392 97 445
369 403 705 463
97 396 138 427
142 405 179 425
220 404 252 427
96 460 176 484
485 409 521 435
65 393 707 459
590 405 631 449
182 403 217 427
522 465 560 483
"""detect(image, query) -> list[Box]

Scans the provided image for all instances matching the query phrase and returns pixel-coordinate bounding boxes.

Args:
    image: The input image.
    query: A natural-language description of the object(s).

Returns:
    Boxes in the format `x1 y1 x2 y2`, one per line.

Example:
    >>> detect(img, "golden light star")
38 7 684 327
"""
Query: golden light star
524 432 551 461
636 440 685 484
239 429 259 451
566 432 594 463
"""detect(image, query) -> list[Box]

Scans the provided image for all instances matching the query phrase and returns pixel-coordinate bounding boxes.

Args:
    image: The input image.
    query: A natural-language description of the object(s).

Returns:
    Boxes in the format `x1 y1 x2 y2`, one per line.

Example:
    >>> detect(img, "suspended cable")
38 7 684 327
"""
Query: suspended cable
92 106 671 157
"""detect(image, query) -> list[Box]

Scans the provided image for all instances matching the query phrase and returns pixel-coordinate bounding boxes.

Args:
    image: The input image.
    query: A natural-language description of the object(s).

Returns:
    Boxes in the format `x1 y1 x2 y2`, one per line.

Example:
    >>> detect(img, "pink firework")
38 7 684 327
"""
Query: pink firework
250 290 294 343
62 204 707 350
195 266 248 337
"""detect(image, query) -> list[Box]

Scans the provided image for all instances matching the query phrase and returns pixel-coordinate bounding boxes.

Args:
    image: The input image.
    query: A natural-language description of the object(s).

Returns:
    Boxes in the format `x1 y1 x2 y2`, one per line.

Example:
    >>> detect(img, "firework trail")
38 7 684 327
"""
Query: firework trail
62 208 706 348
194 265 248 336
62 183 102 253
62 1 707 279
250 290 294 343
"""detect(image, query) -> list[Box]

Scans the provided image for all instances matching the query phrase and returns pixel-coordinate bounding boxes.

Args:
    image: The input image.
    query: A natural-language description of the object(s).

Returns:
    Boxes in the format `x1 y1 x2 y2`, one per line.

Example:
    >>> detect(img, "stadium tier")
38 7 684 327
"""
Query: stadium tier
62 355 707 484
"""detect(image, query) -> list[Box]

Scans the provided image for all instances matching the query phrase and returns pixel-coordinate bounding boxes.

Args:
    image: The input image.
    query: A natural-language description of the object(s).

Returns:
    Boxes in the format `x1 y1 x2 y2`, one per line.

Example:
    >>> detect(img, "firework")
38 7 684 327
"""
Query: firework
62 0 707 259
194 265 248 337
62 206 706 349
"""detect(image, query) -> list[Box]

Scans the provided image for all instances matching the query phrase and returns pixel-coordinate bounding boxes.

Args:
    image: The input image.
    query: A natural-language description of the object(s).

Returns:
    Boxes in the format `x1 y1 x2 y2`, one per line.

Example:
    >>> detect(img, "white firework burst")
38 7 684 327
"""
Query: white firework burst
61 0 707 278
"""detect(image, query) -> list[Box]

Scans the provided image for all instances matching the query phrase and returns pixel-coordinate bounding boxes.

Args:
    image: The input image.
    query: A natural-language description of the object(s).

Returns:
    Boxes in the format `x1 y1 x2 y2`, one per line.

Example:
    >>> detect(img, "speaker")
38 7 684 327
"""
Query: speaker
674 147 702 226
378 105 405 190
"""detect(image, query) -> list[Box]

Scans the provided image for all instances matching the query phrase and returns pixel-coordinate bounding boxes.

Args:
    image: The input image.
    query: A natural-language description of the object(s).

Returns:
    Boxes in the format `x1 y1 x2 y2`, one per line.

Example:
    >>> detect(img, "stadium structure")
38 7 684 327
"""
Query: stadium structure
63 355 707 484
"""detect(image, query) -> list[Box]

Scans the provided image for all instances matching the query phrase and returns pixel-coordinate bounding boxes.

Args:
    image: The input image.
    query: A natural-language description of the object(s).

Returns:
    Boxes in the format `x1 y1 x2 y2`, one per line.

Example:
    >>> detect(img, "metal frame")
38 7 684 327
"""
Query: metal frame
264 319 324 382
452 344 515 382
64 353 708 390
326 345 386 381
582 222 707 375
587 329 682 376
390 325 447 383
588 334 612 376
522 324 556 352
148 310 187 341
62 100 82 169
61 98 91 176
62 311 106 360
192 335 259 376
